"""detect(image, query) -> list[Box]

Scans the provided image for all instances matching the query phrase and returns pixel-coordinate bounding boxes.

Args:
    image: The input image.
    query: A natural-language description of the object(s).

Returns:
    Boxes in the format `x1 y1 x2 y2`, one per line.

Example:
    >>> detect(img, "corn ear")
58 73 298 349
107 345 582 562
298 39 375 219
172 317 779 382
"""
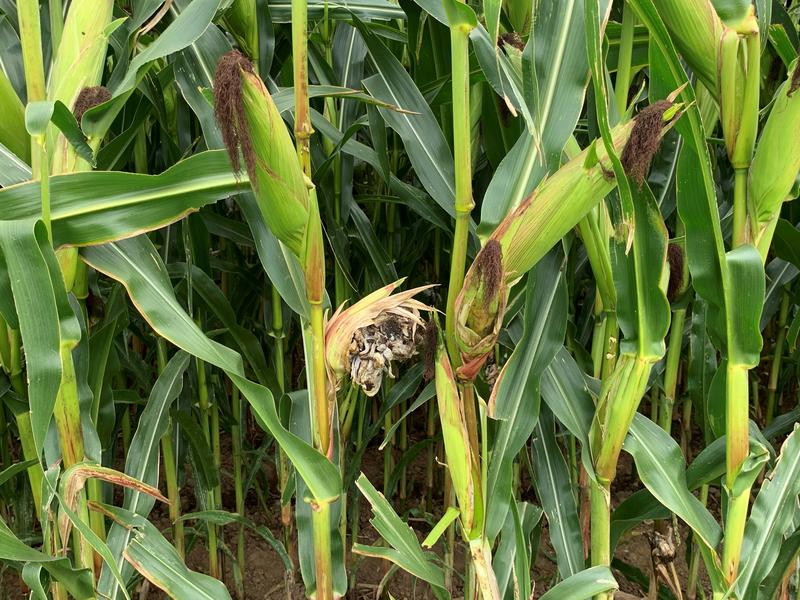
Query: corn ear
214 51 310 258
454 239 506 380
48 0 114 173
434 325 482 536
491 104 678 282
655 0 723 92
224 0 259 62
717 12 759 169
324 281 433 395
455 104 676 370
749 61 800 257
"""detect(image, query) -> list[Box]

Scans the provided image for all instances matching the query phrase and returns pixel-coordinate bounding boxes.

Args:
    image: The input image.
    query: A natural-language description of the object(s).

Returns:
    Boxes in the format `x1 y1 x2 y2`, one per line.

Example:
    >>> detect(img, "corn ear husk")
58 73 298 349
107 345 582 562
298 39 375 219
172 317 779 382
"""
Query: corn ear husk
224 0 259 61
749 61 800 256
456 105 676 373
491 120 635 282
324 280 433 395
655 0 723 92
434 328 482 535
238 70 311 257
717 12 759 169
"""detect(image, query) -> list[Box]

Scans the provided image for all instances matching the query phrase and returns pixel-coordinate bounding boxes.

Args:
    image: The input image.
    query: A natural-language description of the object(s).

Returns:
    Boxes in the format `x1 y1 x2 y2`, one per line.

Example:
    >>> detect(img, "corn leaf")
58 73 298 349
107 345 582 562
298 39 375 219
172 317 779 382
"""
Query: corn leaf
0 519 94 599
0 140 30 186
82 0 222 139
0 150 244 247
81 236 341 503
538 566 618 600
624 414 722 550
486 250 567 540
737 425 800 598
532 407 585 578
757 529 800 600
0 219 80 455
99 352 190 599
355 19 456 217
354 473 449 600
479 0 609 235
100 504 231 599
288 389 347 596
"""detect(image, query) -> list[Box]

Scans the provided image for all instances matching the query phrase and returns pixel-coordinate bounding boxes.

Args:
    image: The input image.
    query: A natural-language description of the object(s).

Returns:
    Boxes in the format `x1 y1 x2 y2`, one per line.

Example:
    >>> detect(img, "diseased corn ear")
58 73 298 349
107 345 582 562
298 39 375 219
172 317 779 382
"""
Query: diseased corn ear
455 240 507 380
213 50 310 258
655 0 723 92
749 60 800 257
324 281 434 395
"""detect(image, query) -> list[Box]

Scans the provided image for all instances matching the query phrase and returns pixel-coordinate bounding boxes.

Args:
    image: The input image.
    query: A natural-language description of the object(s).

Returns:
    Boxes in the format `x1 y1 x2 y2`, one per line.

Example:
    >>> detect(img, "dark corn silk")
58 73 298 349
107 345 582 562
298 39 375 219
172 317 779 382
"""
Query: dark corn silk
621 100 673 187
455 240 507 380
73 86 111 122
666 243 686 303
213 50 257 179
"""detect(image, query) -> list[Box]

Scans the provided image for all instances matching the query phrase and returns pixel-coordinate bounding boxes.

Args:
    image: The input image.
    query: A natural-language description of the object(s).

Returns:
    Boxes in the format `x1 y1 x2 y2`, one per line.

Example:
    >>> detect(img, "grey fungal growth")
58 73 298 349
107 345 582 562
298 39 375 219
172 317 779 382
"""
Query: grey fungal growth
348 314 423 396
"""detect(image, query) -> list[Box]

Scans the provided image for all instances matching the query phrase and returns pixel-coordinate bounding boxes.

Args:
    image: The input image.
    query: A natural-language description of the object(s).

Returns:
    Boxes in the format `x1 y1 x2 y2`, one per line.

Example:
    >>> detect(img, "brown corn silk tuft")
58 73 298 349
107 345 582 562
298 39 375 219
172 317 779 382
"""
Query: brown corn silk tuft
473 239 503 310
498 32 524 52
666 243 684 302
422 320 438 382
73 86 111 122
790 60 800 96
213 50 258 179
621 100 673 187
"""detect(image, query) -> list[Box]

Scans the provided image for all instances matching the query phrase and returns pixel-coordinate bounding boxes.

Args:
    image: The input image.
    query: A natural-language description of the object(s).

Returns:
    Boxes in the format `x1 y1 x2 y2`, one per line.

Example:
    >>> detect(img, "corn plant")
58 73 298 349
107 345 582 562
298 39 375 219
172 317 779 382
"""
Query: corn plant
2 1 800 599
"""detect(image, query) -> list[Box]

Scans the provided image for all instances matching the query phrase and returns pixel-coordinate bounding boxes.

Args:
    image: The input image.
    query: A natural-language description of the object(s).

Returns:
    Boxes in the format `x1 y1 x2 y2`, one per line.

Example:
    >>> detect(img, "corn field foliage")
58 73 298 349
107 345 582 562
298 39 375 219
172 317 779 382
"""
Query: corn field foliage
3 0 800 598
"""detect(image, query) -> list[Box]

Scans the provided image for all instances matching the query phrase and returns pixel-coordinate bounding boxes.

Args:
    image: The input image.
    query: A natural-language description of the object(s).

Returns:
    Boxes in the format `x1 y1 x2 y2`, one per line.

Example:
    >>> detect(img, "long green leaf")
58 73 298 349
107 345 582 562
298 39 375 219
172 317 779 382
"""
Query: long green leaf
738 425 800 597
532 407 585 578
355 19 456 216
81 236 341 503
354 474 449 600
538 566 618 600
0 151 244 247
99 352 190 599
479 0 609 234
625 414 722 550
487 250 566 540
0 219 80 454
